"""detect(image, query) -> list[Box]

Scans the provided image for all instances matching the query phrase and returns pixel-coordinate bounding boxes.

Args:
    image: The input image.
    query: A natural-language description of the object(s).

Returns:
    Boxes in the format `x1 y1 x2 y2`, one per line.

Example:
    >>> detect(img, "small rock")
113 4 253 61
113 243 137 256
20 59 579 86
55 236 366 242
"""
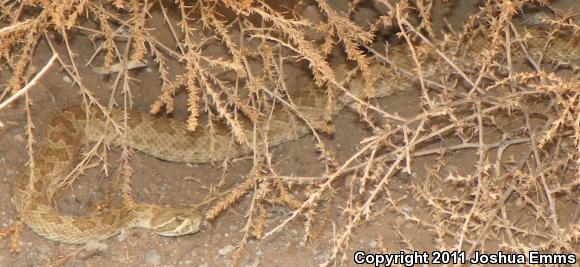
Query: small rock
34 243 51 255
116 229 127 242
218 244 235 256
401 205 413 213
13 134 25 142
159 184 168 192
62 75 72 83
85 240 108 253
145 249 161 266
244 259 260 267
369 240 378 248
78 240 108 259
515 197 525 207
313 249 331 262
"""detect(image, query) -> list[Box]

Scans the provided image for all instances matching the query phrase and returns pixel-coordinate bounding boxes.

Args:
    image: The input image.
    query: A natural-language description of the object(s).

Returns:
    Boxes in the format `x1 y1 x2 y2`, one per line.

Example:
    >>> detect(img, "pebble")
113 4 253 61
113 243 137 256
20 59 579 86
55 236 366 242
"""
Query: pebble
218 244 235 256
85 240 108 253
34 243 51 255
145 249 162 266
244 259 260 267
515 197 525 207
13 134 24 142
159 184 168 192
62 75 72 83
116 229 127 242
401 204 413 213
313 249 331 262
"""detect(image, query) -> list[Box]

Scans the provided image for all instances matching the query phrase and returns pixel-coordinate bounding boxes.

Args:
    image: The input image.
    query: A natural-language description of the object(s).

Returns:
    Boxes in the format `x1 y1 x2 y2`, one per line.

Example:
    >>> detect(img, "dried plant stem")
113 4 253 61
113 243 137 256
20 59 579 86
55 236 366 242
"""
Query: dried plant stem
0 55 57 111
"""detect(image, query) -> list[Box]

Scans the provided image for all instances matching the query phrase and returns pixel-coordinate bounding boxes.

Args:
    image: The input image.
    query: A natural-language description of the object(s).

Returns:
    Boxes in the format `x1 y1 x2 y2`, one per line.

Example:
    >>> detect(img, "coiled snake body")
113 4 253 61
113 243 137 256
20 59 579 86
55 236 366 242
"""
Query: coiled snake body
10 24 579 244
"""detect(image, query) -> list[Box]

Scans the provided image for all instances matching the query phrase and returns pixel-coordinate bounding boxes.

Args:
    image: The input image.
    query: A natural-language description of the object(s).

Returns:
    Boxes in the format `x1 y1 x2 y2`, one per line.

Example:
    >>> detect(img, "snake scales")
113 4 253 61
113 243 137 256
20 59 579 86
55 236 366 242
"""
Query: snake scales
9 24 579 244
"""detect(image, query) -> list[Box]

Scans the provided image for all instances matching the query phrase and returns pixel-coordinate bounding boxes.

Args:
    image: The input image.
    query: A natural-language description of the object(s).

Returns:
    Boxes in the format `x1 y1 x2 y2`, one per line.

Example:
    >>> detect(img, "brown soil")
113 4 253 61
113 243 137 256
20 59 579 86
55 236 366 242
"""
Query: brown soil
1 1 578 266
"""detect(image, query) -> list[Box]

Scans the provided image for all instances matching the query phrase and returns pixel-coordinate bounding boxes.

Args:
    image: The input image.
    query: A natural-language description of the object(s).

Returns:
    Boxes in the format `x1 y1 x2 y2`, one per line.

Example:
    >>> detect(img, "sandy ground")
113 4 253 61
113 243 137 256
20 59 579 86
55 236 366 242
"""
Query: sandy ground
1 0 578 266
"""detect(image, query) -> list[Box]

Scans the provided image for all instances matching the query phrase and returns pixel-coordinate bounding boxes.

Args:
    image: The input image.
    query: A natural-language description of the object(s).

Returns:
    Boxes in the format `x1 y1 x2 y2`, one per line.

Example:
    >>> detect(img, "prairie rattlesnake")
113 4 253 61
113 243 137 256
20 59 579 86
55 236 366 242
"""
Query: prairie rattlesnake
9 23 579 244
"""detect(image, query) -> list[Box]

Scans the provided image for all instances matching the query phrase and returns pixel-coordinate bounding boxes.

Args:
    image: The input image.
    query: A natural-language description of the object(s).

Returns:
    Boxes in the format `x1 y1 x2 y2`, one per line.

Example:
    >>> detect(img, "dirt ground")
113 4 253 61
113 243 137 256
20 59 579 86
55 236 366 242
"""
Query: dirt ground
1 0 578 266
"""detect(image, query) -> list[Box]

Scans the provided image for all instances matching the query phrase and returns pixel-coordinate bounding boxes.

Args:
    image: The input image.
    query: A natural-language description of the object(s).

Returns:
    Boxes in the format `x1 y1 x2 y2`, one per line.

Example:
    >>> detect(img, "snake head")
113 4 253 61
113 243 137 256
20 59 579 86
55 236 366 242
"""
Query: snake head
149 206 202 237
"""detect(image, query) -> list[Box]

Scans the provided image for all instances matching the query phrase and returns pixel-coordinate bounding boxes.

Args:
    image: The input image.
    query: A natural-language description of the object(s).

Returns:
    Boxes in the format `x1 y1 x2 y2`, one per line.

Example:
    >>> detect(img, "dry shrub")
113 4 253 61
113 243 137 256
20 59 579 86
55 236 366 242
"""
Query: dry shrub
0 0 578 265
